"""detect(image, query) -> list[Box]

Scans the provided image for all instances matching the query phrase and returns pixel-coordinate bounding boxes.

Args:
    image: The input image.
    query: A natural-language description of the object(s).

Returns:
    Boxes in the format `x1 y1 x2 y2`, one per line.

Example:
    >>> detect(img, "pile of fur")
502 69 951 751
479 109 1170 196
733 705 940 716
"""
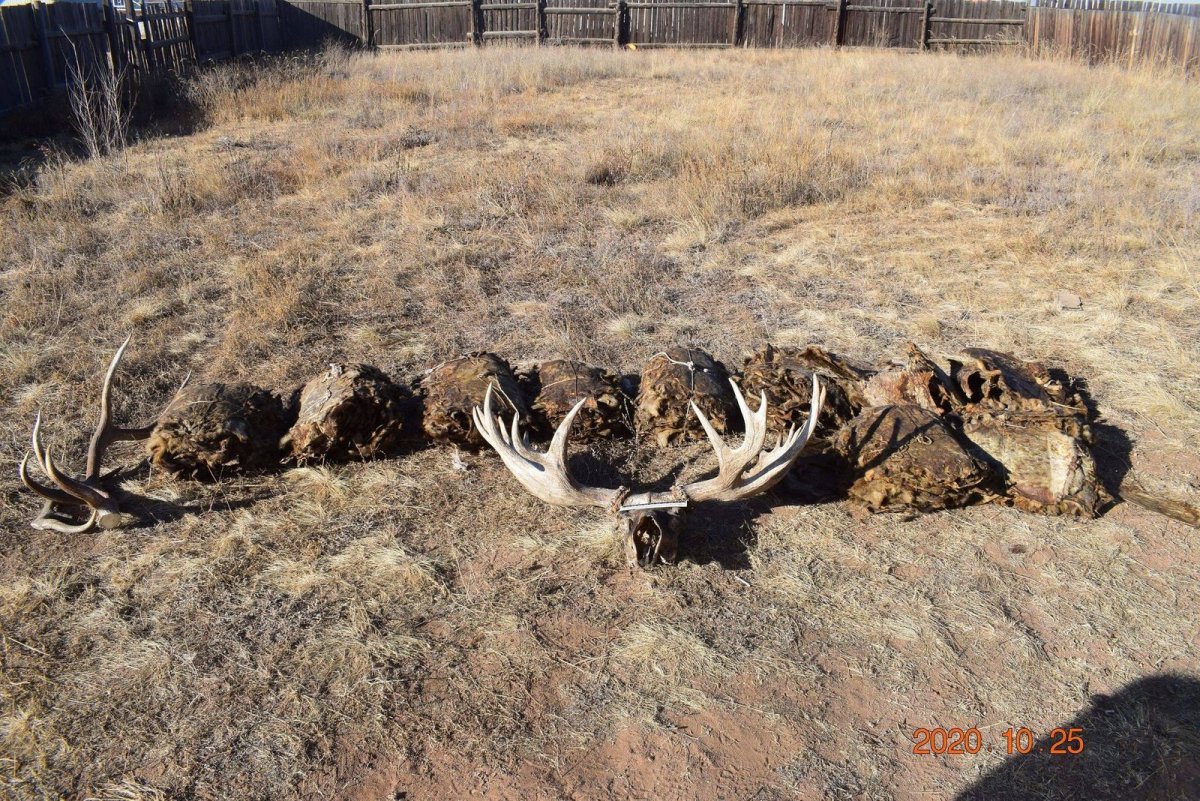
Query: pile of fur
148 383 295 479
286 364 412 464
420 352 532 448
529 360 631 441
635 347 735 447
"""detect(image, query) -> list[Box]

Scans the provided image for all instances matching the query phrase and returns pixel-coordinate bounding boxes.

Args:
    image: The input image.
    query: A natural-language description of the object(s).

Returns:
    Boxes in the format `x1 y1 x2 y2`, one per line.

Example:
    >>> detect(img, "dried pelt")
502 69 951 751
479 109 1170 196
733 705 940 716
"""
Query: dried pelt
961 407 1108 518
421 352 532 448
834 404 997 515
949 348 1104 517
287 364 412 463
740 343 863 437
863 342 963 414
950 348 1085 415
148 383 296 479
635 347 735 447
530 360 631 441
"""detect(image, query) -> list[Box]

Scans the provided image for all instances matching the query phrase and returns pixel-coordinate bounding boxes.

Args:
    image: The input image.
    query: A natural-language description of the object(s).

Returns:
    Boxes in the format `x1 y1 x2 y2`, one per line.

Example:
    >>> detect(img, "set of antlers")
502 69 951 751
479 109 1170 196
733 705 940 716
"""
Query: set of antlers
473 374 827 510
18 337 156 533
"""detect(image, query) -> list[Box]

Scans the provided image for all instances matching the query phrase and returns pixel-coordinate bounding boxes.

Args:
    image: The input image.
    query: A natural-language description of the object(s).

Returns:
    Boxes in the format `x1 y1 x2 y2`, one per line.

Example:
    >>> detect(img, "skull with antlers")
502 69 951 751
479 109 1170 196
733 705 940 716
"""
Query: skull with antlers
473 375 826 568
19 337 157 533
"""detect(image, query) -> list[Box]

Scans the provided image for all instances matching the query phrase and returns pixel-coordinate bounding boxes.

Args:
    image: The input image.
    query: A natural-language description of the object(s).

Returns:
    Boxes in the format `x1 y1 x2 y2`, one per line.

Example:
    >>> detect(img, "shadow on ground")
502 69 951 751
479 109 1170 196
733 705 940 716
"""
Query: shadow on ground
958 674 1200 801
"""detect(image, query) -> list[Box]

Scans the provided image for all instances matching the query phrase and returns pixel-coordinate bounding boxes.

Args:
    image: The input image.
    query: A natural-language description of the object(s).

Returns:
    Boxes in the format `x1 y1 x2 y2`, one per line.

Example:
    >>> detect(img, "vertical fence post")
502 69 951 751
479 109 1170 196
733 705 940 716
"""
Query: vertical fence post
104 0 123 75
361 0 374 47
534 0 545 43
253 0 264 51
227 0 239 55
613 0 625 47
730 0 743 46
919 0 931 49
32 1 57 92
471 0 483 45
184 0 198 60
833 0 847 46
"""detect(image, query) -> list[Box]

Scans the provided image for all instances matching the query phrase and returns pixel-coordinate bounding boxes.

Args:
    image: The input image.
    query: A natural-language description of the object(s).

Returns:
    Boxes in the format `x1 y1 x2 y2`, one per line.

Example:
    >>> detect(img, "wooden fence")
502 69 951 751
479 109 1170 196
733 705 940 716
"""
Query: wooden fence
2 0 1197 116
1027 0 1200 68
275 0 1033 49
1 0 283 114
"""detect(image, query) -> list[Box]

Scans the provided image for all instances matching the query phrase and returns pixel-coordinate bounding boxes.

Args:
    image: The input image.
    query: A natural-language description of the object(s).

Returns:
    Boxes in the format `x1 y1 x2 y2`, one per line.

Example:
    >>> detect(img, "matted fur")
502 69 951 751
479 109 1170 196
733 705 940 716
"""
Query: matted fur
962 408 1107 518
148 383 296 478
740 343 863 437
287 364 411 463
530 359 630 441
635 347 735 447
421 352 531 448
834 404 997 514
863 342 960 414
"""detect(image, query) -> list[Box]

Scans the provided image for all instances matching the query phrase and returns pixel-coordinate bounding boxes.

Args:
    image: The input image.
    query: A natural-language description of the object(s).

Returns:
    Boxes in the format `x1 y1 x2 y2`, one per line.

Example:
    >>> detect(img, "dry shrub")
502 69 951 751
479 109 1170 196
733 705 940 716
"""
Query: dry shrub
834 404 997 514
420 352 531 448
740 343 866 437
529 359 631 441
635 346 734 447
287 364 413 463
148 383 296 478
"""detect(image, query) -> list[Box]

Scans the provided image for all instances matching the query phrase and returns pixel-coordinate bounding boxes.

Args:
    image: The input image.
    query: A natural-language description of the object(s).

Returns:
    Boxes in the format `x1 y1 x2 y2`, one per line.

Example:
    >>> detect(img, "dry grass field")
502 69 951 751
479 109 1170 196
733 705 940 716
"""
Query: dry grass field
2 46 1199 800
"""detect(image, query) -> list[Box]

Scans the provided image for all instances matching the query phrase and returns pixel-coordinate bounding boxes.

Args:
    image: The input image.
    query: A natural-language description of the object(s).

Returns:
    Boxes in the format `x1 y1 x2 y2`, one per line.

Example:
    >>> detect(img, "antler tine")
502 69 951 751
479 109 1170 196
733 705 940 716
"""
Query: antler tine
683 375 825 504
31 414 90 506
473 386 619 510
86 335 154 481
19 453 80 506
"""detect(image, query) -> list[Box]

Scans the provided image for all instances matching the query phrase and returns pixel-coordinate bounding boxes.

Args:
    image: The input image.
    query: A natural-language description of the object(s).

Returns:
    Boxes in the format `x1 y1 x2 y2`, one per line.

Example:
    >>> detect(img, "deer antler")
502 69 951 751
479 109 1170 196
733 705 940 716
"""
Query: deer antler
681 375 825 503
472 383 622 509
19 336 155 533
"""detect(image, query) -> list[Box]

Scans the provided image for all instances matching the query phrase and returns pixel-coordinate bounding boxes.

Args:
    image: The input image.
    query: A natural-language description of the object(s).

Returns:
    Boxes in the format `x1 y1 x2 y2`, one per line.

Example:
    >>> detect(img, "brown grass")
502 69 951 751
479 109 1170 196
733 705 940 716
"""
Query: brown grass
1 46 1198 800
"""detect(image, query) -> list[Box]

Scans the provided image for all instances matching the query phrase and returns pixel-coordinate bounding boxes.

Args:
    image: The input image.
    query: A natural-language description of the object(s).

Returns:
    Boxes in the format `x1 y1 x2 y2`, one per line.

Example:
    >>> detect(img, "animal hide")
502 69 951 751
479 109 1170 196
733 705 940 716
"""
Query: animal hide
635 347 735 447
740 343 863 437
530 360 631 441
421 352 531 448
287 364 412 463
148 383 295 478
863 342 962 414
961 408 1107 518
834 404 997 514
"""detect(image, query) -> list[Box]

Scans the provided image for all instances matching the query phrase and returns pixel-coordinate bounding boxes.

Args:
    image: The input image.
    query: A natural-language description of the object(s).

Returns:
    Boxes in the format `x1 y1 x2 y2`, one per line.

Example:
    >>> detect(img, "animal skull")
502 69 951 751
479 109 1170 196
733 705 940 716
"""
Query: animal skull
473 375 826 568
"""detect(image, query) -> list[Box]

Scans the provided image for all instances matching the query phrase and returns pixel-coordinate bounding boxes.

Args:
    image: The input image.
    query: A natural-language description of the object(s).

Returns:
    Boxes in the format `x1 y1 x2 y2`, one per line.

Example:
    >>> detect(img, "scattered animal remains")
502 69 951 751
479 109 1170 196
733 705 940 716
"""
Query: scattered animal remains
19 336 1196 565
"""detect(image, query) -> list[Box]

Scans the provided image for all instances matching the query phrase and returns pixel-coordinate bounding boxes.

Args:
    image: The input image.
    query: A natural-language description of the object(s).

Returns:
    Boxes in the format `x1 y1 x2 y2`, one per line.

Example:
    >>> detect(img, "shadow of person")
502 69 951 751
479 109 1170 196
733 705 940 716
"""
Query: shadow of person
958 674 1200 801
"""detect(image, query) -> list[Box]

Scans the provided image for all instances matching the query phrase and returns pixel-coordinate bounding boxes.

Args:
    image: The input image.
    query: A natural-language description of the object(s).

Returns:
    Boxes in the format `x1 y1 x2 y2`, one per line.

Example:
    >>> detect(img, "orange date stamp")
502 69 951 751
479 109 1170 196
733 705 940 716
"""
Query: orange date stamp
910 726 1085 755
